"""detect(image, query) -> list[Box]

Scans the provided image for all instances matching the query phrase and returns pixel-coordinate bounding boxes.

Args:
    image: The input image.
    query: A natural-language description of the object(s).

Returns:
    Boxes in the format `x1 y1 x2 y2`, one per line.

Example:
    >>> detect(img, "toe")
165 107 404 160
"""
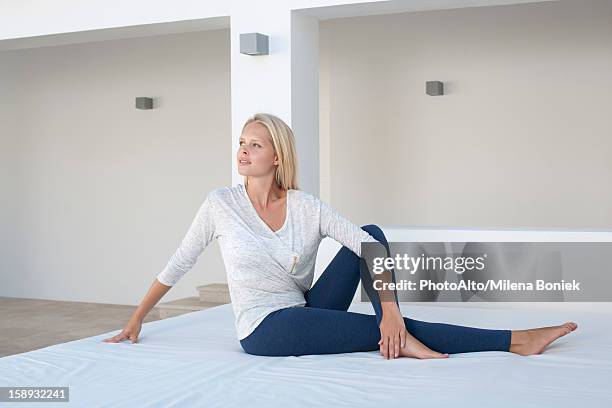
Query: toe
563 322 577 332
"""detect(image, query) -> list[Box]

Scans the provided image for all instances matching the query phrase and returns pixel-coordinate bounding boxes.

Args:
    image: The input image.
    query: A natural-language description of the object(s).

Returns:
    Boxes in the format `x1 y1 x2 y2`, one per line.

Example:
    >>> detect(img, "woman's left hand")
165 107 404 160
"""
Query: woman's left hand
378 305 407 359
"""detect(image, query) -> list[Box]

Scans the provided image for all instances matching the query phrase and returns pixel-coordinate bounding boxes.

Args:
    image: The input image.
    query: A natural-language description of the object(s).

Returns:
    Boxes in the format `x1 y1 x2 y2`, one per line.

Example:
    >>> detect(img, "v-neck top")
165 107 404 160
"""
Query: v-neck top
156 183 381 340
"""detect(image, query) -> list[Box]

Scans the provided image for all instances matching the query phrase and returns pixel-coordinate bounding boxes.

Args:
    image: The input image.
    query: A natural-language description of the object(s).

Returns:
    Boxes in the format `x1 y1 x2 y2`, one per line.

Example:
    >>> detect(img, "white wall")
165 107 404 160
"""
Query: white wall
0 29 231 304
320 0 612 229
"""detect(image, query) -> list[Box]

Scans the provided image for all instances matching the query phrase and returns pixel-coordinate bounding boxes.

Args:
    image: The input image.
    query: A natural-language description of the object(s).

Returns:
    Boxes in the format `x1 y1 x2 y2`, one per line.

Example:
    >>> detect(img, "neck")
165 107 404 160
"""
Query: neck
245 179 285 209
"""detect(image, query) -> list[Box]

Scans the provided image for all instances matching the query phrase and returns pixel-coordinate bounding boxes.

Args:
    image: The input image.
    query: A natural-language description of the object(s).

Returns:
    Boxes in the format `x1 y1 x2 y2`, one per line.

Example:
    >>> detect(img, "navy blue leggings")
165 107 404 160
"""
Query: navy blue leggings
240 224 511 357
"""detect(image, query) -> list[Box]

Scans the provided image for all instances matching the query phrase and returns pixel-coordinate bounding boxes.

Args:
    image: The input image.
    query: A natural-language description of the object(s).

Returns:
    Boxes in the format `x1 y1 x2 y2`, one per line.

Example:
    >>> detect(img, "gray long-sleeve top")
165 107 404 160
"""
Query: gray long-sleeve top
156 183 380 340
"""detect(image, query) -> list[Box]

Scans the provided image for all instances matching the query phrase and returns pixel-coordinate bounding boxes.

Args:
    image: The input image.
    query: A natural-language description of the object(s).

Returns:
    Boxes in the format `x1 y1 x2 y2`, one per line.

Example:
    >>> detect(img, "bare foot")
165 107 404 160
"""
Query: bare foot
509 322 578 356
398 332 449 359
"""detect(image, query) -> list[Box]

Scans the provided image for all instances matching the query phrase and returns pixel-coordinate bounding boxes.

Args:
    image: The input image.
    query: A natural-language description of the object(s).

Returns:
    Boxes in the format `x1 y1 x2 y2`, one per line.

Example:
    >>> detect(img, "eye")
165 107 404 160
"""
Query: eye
254 143 261 147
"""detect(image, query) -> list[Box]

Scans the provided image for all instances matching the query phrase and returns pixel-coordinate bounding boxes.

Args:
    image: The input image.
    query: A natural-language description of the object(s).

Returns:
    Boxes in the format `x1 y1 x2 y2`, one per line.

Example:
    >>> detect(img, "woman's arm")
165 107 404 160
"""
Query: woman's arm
104 192 217 344
133 278 172 321
102 278 171 343
156 192 217 286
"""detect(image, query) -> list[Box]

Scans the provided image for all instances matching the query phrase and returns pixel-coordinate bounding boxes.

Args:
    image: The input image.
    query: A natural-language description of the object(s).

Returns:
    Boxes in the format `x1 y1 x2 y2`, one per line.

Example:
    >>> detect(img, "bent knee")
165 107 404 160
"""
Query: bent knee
361 224 384 239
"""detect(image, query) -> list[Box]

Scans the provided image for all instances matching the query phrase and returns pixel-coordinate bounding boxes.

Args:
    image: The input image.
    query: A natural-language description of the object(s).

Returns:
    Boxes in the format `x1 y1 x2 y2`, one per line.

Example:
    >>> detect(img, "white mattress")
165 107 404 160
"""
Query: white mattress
1 302 610 407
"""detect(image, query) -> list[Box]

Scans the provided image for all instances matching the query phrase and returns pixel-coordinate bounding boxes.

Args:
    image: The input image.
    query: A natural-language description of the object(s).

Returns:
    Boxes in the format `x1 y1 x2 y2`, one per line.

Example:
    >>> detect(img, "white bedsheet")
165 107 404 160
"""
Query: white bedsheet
1 302 610 407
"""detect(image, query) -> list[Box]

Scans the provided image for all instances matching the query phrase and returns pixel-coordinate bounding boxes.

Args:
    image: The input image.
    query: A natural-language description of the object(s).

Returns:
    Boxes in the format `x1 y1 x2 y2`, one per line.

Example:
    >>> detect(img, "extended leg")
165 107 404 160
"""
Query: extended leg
239 304 511 356
404 317 511 354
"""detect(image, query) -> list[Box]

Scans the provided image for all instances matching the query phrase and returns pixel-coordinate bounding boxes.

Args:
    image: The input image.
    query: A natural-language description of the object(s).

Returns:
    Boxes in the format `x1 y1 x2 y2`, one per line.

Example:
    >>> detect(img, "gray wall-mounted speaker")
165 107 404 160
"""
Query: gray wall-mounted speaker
426 81 444 96
240 33 269 56
135 97 153 110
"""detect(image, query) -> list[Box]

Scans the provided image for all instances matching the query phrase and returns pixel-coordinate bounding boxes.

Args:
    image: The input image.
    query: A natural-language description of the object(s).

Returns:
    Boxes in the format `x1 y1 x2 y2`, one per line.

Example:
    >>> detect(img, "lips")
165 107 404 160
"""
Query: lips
239 159 251 165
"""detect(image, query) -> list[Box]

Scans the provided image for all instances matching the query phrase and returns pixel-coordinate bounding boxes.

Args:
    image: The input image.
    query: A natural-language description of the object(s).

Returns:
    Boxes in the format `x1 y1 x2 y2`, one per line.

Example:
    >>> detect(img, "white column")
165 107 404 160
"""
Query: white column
229 5 320 196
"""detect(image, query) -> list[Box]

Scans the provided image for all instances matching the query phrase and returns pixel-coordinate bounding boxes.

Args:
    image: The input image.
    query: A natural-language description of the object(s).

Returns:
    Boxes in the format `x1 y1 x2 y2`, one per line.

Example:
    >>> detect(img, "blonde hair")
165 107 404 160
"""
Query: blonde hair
241 113 299 191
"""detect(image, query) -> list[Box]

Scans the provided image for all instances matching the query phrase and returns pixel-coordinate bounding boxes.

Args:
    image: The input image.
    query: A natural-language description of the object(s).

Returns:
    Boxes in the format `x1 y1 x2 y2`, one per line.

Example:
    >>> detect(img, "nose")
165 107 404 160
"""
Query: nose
238 148 249 160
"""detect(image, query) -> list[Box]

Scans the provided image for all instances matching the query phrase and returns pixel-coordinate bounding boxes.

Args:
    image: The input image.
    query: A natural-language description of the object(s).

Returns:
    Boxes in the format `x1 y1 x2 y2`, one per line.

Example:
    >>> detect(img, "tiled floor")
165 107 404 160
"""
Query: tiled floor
0 297 164 357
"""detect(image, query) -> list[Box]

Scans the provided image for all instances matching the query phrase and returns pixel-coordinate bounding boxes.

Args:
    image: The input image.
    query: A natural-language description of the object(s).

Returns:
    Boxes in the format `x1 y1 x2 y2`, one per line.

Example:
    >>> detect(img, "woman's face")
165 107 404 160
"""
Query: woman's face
237 122 278 179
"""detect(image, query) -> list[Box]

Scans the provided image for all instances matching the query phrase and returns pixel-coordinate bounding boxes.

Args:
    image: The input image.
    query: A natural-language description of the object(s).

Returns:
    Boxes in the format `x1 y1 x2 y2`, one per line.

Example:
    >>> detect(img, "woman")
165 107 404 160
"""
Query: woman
104 113 578 359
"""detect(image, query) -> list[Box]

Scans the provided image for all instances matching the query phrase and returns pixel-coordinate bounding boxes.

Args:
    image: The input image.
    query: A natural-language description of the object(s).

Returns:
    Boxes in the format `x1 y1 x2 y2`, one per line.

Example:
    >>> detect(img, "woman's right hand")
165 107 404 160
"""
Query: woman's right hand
102 278 171 344
102 318 142 344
